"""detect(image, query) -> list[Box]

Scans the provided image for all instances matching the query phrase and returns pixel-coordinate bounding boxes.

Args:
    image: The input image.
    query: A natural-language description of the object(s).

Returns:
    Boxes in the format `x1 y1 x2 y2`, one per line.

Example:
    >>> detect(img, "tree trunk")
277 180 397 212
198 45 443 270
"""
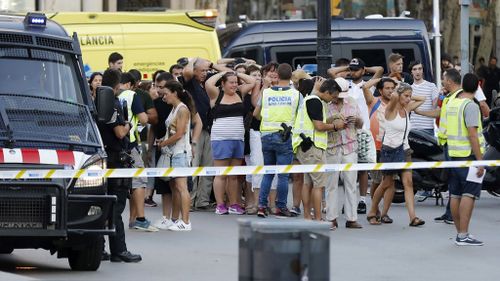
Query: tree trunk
441 0 461 58
475 0 496 65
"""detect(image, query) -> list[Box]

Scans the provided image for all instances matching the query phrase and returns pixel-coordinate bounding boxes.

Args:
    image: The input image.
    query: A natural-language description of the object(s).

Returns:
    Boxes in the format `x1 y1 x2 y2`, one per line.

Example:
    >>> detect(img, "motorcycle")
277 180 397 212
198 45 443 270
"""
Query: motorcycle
392 129 448 204
392 124 500 204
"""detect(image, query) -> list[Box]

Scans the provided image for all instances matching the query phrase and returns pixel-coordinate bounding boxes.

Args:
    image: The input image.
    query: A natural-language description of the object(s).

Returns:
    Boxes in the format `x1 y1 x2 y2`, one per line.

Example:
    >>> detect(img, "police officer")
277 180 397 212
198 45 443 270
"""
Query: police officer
445 73 485 246
292 77 342 223
98 69 142 262
254 63 301 218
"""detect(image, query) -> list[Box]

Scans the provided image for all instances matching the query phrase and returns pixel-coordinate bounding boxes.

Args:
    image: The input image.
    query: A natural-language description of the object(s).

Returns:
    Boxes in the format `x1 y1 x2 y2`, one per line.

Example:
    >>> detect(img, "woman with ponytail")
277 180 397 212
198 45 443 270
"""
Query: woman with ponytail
157 80 201 231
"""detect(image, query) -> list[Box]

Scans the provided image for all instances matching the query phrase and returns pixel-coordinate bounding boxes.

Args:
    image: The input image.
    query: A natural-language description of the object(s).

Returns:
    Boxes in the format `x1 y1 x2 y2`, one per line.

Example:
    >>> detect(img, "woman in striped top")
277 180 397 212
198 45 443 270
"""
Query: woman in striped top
205 71 255 215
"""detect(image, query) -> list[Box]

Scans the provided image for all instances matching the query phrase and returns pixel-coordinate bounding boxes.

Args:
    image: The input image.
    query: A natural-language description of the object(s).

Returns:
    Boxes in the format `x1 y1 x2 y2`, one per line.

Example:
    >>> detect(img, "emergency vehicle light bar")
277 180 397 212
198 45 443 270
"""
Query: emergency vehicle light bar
24 12 47 27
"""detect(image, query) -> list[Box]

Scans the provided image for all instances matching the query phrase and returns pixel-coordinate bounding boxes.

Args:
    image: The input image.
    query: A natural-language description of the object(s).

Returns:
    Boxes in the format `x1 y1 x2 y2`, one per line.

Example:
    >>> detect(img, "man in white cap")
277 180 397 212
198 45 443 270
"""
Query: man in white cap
325 77 364 229
328 58 384 214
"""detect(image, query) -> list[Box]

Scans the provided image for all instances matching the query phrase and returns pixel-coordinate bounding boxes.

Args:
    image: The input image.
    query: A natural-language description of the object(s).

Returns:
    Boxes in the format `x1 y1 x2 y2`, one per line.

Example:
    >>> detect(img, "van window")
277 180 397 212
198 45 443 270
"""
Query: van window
392 48 416 72
343 43 421 73
270 45 316 69
351 49 387 71
228 47 262 65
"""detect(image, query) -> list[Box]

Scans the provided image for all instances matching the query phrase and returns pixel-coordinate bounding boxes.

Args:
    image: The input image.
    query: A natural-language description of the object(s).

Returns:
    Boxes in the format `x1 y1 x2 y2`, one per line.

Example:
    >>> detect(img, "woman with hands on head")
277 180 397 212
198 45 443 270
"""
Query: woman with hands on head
366 83 426 227
205 71 256 215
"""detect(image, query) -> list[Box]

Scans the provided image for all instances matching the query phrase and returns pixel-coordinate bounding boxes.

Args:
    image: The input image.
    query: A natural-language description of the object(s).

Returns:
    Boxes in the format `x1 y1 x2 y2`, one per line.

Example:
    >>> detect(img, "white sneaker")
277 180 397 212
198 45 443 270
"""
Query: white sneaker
168 220 192 231
154 216 174 230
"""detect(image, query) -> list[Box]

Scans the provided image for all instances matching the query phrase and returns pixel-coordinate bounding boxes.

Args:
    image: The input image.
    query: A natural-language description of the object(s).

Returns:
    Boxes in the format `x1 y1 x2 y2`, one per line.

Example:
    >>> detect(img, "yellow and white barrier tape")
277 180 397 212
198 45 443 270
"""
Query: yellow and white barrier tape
0 160 499 180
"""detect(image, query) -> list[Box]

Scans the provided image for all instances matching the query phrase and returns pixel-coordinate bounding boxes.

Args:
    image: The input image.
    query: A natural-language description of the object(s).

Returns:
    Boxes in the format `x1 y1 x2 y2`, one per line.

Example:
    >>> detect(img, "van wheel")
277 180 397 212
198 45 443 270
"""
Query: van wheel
68 235 103 271
392 180 405 204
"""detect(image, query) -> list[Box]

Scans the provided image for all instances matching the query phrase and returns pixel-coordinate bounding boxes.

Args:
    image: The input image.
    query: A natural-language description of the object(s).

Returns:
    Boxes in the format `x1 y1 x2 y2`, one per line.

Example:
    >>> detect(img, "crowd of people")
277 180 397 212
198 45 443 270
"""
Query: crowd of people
93 50 491 263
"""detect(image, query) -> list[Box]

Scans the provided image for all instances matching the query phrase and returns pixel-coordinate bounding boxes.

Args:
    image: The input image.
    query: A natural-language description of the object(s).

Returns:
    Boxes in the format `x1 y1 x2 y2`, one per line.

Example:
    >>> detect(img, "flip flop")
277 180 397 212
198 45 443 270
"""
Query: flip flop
366 215 381 225
409 217 425 227
381 215 393 224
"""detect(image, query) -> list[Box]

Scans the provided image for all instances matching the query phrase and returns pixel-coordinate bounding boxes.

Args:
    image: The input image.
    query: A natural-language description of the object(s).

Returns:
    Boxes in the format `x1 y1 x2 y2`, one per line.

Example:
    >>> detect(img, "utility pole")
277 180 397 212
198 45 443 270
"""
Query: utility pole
460 0 470 75
433 0 442 86
317 0 332 77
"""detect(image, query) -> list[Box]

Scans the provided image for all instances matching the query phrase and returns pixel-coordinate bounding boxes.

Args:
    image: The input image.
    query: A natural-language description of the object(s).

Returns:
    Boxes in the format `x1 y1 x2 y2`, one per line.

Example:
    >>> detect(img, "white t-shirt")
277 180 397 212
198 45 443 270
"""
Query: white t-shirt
475 87 486 102
348 80 370 130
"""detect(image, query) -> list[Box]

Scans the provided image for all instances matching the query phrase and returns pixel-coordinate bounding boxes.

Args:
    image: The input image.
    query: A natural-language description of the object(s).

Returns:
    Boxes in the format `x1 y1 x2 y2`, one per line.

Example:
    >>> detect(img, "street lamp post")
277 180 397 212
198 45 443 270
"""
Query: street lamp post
460 0 470 75
317 0 332 77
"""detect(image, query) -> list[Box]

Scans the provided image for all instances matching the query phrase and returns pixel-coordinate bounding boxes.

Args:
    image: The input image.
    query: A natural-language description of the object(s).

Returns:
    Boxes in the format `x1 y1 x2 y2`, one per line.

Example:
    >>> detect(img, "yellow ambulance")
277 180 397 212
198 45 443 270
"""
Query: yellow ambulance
49 10 221 79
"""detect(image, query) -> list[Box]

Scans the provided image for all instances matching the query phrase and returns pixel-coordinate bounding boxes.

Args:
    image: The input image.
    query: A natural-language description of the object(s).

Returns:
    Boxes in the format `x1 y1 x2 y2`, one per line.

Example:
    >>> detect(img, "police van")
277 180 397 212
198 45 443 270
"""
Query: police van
221 17 433 81
49 10 222 79
0 12 114 271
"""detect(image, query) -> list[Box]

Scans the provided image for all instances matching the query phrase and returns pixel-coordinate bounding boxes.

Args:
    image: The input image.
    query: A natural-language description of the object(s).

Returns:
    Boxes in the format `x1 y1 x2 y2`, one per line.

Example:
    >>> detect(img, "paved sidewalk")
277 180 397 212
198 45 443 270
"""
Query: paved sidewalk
1 193 500 281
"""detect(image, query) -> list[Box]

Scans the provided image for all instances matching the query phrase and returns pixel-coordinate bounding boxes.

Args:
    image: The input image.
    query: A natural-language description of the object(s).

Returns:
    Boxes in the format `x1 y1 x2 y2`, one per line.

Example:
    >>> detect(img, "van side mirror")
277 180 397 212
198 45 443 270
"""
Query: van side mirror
95 86 115 123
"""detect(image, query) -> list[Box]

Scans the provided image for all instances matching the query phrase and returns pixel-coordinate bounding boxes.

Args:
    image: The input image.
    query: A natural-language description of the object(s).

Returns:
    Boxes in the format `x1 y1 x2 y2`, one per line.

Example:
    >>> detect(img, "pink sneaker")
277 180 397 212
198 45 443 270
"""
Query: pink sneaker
228 204 245 215
215 204 229 215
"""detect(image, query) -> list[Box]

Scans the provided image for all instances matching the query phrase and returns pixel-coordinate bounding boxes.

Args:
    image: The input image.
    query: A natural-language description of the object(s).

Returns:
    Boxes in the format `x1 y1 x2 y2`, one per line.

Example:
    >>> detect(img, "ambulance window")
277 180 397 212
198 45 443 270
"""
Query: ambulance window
351 49 386 70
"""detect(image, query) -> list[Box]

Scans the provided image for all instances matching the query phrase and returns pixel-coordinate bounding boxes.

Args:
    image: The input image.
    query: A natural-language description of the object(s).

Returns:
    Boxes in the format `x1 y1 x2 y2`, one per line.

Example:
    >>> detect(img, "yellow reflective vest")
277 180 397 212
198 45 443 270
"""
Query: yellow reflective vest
446 97 485 157
118 89 139 143
292 95 328 152
437 89 462 146
260 87 300 133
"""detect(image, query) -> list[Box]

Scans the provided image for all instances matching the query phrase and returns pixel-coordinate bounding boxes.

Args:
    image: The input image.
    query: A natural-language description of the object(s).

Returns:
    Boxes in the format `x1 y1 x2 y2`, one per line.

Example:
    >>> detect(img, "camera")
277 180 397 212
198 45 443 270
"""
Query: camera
119 150 135 168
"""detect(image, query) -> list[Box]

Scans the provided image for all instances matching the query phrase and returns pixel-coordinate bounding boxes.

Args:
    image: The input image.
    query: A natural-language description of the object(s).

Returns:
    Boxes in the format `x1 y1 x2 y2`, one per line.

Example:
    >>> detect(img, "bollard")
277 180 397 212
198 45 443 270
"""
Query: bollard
238 219 330 281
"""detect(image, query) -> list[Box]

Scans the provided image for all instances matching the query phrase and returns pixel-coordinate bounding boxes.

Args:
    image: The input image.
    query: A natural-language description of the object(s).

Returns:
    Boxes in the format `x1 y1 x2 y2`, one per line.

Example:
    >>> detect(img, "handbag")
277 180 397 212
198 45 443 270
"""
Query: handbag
357 129 376 163
157 145 172 181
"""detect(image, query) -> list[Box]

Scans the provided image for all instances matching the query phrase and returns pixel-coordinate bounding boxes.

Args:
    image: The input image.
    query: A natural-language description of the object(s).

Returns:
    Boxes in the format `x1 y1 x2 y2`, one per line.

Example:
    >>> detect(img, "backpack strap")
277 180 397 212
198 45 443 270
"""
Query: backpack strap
215 90 224 107
369 99 382 118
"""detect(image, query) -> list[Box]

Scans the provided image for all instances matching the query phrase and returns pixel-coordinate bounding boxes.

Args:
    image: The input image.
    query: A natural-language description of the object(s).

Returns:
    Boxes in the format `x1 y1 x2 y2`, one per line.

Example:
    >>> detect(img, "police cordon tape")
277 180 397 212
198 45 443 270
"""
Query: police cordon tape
0 160 499 180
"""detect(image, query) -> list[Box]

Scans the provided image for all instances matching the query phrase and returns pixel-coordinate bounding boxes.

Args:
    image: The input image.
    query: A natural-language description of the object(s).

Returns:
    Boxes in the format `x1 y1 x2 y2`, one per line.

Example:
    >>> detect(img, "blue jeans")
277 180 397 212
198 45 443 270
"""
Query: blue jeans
258 132 293 209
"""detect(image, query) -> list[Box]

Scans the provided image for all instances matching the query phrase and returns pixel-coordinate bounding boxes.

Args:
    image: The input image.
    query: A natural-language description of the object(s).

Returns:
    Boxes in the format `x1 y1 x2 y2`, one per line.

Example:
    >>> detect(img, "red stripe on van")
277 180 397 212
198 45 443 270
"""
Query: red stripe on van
0 149 4 163
57 150 75 165
21 149 40 164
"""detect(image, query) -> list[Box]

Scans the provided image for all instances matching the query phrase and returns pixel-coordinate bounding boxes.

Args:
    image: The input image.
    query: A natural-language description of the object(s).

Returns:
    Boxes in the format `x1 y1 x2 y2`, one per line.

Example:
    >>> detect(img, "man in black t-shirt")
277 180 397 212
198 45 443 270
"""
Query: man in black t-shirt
293 78 345 224
149 72 177 230
129 69 158 207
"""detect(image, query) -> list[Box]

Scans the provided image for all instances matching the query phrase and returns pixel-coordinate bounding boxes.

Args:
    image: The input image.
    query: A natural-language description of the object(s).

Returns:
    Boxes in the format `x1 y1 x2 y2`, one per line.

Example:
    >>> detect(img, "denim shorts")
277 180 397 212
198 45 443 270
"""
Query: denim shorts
449 157 482 200
211 140 244 160
171 153 191 168
380 145 411 175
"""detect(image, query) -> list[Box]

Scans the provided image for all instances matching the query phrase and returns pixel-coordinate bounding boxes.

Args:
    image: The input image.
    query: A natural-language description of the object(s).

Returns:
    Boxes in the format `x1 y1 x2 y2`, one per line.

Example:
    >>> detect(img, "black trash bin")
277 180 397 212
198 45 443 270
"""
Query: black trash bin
238 219 330 281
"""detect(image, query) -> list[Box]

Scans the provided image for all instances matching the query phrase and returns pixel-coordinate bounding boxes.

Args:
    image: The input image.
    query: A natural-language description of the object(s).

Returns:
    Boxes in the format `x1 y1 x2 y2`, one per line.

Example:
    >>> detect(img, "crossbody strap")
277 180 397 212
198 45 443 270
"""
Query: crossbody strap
402 109 408 144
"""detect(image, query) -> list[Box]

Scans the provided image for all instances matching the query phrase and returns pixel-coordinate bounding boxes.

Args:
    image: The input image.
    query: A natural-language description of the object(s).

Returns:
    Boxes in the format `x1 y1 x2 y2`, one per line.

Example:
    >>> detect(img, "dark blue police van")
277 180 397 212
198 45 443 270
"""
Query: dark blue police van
222 17 433 81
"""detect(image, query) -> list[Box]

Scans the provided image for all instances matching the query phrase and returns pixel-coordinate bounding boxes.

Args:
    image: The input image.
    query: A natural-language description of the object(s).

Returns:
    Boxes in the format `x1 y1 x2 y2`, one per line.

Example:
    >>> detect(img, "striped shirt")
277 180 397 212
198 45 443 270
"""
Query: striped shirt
210 102 245 141
410 80 439 130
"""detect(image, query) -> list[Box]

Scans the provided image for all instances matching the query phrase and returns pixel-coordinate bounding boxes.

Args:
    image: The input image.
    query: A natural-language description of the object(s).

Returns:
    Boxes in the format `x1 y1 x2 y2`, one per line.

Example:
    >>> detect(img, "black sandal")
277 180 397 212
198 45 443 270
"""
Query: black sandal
409 217 425 227
381 215 393 224
367 215 381 225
